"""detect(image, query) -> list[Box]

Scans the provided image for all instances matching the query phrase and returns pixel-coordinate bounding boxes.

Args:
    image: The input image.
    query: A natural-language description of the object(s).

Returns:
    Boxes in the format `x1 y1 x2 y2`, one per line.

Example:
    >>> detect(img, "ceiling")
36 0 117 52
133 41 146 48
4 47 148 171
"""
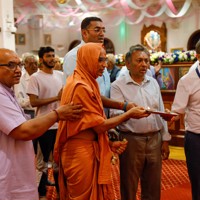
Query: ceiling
13 0 200 28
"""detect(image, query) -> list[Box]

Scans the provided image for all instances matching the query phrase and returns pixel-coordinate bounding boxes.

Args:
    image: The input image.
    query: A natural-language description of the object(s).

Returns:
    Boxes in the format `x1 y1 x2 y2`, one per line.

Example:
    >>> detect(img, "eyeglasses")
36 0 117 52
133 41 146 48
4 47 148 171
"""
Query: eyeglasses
98 57 108 63
87 27 106 33
0 62 23 70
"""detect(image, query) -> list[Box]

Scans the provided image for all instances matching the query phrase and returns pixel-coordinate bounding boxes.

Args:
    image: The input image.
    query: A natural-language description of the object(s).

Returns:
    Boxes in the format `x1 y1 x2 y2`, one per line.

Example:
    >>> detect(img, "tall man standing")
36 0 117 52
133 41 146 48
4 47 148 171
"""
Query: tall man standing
110 44 171 200
63 16 134 115
171 40 200 200
27 46 64 199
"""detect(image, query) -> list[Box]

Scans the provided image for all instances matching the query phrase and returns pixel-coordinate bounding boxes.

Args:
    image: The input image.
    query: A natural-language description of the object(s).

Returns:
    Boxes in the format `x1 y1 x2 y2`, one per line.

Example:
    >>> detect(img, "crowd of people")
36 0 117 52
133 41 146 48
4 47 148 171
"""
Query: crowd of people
0 16 200 200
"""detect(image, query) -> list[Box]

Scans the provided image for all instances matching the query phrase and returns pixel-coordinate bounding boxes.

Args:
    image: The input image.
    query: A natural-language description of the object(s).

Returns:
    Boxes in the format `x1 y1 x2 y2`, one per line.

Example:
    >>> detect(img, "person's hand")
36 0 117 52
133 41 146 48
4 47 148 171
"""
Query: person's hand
57 88 63 100
110 139 128 155
56 102 83 121
108 128 119 141
161 141 170 160
126 102 138 110
128 106 150 119
161 108 180 122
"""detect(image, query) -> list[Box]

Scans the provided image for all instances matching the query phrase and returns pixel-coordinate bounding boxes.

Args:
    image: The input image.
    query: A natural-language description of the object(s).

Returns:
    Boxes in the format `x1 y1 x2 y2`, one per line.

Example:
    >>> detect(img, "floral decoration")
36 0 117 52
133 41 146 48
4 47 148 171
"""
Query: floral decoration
150 50 197 65
115 54 125 66
115 50 197 66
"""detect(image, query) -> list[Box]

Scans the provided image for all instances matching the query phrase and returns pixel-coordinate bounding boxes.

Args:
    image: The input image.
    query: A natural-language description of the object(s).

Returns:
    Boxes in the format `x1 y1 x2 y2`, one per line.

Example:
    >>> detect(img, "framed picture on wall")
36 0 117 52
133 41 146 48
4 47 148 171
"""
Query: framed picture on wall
15 33 26 45
170 48 183 53
160 67 176 90
44 34 51 45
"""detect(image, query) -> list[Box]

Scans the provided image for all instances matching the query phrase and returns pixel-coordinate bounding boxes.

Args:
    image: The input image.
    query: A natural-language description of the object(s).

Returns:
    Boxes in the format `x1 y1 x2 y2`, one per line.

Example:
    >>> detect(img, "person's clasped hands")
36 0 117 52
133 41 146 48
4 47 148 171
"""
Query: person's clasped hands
110 138 128 155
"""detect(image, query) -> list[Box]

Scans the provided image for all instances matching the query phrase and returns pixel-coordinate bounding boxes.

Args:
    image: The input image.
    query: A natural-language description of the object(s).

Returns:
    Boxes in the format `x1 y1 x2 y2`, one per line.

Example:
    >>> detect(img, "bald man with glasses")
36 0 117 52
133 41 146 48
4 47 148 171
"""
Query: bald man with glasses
0 48 83 200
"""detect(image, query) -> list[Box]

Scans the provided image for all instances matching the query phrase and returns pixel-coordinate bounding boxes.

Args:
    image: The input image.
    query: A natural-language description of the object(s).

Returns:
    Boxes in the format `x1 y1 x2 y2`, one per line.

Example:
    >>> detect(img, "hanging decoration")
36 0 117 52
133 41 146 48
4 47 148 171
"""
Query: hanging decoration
14 0 194 28
165 0 192 18
56 0 67 4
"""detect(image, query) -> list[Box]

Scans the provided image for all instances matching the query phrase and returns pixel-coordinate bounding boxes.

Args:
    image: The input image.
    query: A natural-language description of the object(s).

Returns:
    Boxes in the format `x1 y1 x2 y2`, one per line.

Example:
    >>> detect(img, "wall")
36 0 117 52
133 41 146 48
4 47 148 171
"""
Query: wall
0 0 16 50
15 10 200 57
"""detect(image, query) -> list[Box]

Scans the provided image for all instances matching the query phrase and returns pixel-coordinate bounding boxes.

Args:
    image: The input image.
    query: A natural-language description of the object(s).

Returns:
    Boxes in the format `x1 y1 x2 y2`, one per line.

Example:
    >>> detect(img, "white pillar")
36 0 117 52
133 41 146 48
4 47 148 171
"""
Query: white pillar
0 0 16 50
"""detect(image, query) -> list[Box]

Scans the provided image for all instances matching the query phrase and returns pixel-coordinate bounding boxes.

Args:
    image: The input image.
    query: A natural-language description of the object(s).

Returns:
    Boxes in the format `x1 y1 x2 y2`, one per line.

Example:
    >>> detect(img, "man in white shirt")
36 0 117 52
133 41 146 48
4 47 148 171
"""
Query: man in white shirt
171 40 200 200
118 47 163 88
27 46 64 199
110 44 171 200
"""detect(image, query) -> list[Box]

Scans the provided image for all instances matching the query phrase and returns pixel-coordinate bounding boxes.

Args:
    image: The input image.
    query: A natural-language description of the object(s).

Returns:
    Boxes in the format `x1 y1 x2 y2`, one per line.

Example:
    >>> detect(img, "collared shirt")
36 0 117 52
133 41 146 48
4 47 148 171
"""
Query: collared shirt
14 70 34 110
0 83 38 200
118 66 162 88
189 60 199 72
110 73 171 141
63 40 110 116
172 63 200 133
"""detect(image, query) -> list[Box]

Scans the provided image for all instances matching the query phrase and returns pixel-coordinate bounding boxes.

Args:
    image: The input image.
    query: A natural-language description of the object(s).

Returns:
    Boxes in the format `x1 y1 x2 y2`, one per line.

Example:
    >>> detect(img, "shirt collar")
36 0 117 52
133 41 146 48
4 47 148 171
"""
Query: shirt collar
0 82 15 97
24 71 31 81
195 61 200 78
125 72 150 85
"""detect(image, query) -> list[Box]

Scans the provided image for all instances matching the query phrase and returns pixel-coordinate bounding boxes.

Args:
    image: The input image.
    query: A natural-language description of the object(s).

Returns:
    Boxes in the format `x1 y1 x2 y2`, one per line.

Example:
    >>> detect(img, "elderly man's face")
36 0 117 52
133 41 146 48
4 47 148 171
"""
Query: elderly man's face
127 50 149 81
0 49 22 88
24 57 38 76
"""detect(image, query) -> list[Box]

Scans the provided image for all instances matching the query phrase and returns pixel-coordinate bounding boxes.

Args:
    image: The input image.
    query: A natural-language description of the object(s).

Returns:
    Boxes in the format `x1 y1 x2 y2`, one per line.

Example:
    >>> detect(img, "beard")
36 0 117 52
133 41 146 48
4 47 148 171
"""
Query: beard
43 60 54 69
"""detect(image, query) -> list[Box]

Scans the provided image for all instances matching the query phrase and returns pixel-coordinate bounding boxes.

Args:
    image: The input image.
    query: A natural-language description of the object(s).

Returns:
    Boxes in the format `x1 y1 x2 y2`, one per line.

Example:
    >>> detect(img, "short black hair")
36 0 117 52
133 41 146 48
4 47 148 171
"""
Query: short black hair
81 17 102 30
38 46 54 58
195 40 200 54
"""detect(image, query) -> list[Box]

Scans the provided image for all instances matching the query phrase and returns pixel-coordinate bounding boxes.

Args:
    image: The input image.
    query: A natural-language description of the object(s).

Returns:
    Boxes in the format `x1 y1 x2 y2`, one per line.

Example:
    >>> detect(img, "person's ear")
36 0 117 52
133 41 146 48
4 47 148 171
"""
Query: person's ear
38 58 44 67
81 29 87 39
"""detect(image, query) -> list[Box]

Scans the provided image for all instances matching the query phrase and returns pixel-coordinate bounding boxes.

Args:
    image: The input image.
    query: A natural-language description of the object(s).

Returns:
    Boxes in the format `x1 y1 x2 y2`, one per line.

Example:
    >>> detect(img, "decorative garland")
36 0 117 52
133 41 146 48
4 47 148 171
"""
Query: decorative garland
150 50 197 64
14 0 193 27
115 50 197 66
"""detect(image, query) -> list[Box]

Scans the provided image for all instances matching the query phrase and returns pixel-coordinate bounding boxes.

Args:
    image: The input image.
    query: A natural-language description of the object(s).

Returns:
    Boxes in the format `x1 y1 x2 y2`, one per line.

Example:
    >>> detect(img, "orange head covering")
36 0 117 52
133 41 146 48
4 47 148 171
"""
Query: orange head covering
54 42 112 184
